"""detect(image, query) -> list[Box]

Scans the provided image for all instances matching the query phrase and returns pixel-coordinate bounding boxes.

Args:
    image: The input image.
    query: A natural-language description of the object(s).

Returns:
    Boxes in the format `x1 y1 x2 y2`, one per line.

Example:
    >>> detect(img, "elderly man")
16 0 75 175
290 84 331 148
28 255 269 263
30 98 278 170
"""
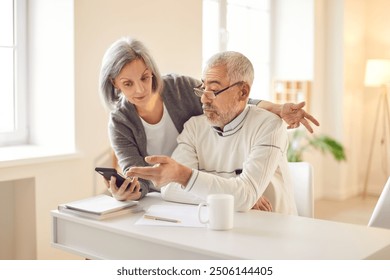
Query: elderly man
128 51 297 214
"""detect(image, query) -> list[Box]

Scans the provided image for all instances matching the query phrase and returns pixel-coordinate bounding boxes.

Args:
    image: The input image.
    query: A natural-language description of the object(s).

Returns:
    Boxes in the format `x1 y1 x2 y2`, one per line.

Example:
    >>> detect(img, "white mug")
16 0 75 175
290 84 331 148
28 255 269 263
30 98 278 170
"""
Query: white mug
198 194 234 230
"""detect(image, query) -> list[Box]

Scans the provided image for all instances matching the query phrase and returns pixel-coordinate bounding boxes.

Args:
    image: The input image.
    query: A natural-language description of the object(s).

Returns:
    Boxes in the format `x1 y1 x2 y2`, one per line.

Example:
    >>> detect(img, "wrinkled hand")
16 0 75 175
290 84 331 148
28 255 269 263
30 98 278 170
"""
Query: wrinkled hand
280 101 320 133
252 196 273 211
127 155 192 188
104 176 141 201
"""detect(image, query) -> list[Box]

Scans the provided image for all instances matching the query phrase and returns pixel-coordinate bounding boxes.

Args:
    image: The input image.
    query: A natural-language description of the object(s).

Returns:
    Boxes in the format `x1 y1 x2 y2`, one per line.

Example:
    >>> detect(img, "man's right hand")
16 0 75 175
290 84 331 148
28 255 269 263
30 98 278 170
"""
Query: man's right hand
252 196 273 211
127 155 192 188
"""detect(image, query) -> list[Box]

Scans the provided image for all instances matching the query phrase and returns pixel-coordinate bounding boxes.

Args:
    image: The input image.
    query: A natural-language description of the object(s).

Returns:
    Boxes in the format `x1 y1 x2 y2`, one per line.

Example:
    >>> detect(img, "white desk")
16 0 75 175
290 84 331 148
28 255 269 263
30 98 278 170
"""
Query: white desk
51 193 390 260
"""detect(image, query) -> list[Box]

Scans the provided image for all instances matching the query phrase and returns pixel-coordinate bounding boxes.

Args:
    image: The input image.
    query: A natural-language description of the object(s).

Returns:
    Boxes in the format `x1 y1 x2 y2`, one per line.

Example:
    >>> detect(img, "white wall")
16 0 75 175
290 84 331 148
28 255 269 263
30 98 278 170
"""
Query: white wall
317 0 346 199
341 0 366 198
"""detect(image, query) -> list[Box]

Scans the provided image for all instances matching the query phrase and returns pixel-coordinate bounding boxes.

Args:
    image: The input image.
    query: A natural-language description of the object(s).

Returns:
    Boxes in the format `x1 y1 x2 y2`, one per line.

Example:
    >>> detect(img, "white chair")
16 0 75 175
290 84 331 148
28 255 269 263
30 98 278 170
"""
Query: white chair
368 176 390 229
288 162 314 218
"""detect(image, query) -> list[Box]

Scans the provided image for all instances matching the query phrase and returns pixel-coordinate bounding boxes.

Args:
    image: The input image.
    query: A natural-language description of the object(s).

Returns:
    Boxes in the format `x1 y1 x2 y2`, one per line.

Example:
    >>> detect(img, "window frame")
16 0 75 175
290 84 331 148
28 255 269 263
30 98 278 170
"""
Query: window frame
0 0 28 146
202 0 272 100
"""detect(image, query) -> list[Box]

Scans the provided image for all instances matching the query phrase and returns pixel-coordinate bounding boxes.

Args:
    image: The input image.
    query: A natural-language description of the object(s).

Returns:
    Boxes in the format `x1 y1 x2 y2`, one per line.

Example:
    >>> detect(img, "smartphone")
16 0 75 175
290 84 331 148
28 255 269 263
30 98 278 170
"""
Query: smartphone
95 167 127 188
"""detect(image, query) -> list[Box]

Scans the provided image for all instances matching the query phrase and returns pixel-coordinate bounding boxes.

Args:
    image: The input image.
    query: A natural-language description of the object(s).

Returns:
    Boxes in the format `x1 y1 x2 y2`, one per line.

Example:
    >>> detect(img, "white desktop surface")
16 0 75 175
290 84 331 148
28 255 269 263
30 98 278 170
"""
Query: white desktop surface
51 193 390 260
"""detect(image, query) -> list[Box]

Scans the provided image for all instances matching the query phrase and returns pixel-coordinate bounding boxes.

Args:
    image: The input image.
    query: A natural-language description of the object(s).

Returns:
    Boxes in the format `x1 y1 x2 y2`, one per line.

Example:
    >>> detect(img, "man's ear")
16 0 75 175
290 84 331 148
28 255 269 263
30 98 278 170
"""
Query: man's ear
239 83 250 100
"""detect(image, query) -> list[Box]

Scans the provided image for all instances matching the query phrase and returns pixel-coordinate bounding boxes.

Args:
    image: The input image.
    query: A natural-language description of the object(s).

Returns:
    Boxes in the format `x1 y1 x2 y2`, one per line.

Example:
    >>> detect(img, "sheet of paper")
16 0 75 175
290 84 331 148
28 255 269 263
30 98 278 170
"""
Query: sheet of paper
135 204 207 228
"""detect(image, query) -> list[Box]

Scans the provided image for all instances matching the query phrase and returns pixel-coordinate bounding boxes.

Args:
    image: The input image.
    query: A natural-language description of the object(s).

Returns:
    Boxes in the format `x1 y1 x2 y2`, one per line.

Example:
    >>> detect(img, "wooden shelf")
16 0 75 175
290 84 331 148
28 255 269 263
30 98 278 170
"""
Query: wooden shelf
273 80 311 113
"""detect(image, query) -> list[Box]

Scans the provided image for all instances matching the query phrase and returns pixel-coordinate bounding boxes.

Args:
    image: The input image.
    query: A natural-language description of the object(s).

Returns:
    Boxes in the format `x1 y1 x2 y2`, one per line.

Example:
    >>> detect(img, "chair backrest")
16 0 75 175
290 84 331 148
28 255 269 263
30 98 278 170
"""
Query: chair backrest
368 176 390 229
288 162 314 218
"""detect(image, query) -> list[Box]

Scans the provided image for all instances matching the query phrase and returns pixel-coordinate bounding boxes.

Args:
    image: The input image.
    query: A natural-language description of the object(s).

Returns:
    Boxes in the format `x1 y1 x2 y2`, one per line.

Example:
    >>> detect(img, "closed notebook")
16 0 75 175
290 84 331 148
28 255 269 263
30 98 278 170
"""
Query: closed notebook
62 194 138 215
58 203 143 220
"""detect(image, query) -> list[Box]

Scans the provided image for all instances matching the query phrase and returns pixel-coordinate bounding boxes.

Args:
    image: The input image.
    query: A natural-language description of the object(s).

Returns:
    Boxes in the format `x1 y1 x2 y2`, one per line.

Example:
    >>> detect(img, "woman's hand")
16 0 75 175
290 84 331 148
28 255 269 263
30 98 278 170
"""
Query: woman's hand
257 100 320 133
104 176 142 201
280 101 320 133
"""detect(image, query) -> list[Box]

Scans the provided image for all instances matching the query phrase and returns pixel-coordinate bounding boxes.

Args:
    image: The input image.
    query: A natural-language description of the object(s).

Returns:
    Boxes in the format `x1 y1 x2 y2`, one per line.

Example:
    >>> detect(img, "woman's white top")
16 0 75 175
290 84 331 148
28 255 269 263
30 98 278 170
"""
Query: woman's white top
141 104 179 156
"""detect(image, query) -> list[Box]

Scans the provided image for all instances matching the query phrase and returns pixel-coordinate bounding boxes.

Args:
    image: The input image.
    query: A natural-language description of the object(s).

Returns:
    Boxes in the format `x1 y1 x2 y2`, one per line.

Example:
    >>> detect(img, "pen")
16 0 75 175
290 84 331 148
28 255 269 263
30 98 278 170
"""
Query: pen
143 214 180 223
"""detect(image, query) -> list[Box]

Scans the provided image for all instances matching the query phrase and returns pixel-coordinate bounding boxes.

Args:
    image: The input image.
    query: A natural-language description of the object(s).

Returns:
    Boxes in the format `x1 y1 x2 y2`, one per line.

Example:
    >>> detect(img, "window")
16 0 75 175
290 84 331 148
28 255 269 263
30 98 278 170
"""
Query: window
202 0 271 100
0 0 75 162
0 0 27 146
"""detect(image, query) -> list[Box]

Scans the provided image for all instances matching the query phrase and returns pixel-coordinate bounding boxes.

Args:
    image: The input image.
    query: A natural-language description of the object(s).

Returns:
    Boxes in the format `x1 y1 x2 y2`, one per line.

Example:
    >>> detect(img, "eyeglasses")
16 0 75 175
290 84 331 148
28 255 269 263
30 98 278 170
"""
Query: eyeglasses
193 81 243 99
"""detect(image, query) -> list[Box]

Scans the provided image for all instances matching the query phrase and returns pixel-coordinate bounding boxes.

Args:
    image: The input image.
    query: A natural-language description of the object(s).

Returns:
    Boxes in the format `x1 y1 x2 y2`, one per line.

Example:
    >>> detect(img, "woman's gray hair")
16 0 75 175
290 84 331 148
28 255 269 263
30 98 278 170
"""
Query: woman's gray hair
203 51 254 87
99 37 163 110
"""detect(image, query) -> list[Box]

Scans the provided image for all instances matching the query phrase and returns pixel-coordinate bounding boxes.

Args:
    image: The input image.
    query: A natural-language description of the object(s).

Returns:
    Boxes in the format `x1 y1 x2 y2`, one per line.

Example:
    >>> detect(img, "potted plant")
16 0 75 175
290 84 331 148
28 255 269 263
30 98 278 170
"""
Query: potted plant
287 129 346 162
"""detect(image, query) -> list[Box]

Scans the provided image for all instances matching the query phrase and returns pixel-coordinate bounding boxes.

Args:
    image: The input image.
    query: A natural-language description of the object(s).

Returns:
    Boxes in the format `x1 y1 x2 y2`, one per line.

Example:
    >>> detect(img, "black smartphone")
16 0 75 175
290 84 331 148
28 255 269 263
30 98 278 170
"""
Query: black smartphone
95 167 127 188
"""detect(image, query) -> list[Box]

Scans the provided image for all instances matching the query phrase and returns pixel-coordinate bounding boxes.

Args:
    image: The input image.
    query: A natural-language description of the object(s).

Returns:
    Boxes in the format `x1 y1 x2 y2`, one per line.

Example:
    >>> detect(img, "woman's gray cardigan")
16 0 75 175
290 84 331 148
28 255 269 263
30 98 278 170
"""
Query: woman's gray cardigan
108 74 203 198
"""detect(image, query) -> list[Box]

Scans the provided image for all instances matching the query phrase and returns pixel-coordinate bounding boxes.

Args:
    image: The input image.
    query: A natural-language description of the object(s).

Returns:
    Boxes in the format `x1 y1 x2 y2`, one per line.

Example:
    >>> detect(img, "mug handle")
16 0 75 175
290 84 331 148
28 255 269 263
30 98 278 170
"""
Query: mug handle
198 202 208 224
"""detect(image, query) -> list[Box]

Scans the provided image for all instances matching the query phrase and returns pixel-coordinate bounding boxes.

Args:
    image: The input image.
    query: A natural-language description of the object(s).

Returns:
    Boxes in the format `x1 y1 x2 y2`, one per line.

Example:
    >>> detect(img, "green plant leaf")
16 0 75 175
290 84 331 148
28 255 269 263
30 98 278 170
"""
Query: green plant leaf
287 130 346 162
287 148 303 162
308 135 346 161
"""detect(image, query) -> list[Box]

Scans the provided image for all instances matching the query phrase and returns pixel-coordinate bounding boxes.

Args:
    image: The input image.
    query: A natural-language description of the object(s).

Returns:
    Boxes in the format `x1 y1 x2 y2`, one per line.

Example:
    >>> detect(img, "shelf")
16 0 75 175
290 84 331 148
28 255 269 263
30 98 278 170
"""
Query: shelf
273 80 311 113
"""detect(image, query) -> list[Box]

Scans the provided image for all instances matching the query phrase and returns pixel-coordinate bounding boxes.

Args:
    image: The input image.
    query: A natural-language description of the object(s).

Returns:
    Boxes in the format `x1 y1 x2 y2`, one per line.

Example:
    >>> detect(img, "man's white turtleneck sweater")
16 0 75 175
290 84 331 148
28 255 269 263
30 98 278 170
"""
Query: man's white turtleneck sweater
161 105 298 214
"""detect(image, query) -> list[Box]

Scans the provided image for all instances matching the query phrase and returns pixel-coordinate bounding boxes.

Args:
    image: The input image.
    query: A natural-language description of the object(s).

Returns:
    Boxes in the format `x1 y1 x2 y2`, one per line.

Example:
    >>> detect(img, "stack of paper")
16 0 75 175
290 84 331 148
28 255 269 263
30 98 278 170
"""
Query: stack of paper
58 194 143 220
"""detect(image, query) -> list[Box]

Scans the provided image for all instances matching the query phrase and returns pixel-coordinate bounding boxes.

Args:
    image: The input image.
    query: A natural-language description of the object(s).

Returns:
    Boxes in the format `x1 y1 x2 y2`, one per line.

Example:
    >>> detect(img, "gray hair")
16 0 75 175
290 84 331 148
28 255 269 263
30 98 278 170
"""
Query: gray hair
203 51 254 87
99 37 163 110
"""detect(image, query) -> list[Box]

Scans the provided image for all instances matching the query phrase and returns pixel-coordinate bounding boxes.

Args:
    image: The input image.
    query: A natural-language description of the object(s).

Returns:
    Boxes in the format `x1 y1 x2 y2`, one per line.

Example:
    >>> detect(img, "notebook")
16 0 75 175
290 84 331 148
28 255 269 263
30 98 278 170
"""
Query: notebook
58 203 143 220
61 194 138 215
